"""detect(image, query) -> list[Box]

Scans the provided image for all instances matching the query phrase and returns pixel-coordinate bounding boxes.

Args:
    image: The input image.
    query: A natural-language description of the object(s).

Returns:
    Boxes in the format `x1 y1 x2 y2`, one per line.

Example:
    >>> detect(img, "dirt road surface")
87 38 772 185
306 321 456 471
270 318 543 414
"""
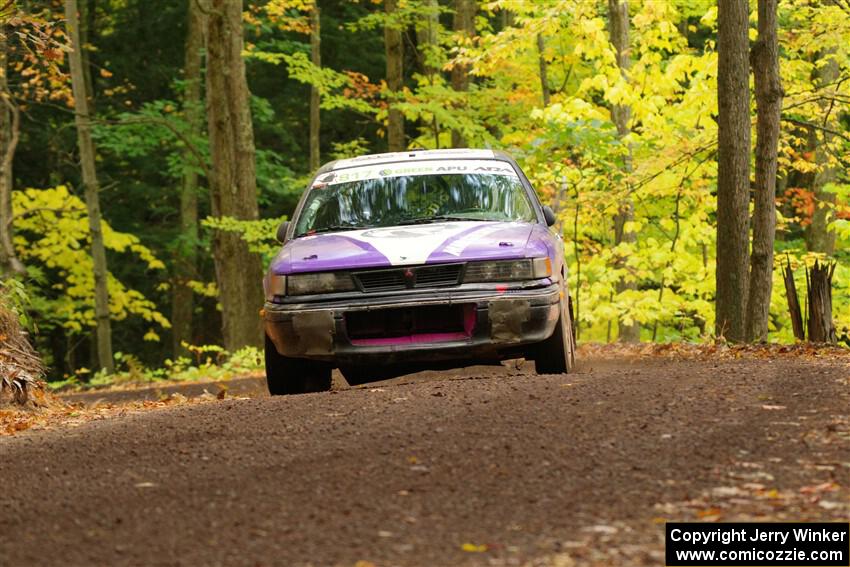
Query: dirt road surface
2 356 849 566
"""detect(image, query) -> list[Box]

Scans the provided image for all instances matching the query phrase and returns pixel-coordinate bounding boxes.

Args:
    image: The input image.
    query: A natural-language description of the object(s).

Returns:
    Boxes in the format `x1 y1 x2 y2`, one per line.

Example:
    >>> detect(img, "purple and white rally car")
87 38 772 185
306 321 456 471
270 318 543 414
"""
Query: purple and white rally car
263 149 576 395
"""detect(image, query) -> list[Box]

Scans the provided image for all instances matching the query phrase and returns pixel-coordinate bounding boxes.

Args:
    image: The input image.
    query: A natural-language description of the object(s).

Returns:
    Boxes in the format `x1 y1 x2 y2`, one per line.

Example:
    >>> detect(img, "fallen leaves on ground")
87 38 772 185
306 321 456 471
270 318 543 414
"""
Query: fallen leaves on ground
578 342 850 362
0 389 243 437
53 370 264 395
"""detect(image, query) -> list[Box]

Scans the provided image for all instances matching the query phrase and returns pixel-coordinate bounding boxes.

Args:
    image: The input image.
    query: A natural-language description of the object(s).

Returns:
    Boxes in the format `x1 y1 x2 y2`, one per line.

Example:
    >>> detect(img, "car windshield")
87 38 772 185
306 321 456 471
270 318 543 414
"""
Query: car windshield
294 167 536 236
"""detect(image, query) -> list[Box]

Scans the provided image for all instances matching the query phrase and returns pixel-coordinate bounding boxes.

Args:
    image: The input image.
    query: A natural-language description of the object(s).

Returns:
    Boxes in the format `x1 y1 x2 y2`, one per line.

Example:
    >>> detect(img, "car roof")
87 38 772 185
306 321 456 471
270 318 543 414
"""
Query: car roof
317 149 517 174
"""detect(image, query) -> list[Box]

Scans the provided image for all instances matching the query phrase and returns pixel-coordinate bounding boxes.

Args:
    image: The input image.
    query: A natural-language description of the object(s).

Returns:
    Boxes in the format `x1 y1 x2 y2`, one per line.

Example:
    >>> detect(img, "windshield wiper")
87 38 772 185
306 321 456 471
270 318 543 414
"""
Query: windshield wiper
297 224 367 237
397 215 487 225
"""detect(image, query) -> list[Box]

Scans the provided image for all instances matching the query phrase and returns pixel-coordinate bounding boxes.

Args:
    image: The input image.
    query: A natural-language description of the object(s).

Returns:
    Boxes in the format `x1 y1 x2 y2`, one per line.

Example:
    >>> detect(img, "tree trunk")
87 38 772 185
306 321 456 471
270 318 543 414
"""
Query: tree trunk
417 0 440 147
450 0 475 148
0 27 24 277
781 258 804 341
805 260 835 344
607 0 639 343
500 8 514 30
172 0 205 358
746 0 782 343
806 153 837 254
78 0 95 109
384 0 404 152
715 0 751 343
65 0 114 373
309 1 320 172
536 34 551 107
805 51 838 255
416 0 439 75
205 0 264 351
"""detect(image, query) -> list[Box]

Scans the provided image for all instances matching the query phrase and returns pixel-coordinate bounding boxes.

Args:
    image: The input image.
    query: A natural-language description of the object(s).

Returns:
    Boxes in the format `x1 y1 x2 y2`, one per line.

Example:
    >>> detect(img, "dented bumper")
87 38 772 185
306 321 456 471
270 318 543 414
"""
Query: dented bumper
263 284 561 365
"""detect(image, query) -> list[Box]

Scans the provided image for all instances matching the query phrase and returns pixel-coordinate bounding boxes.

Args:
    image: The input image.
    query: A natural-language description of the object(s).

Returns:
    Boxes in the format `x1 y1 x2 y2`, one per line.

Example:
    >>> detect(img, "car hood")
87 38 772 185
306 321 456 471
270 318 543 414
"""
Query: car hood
270 221 553 274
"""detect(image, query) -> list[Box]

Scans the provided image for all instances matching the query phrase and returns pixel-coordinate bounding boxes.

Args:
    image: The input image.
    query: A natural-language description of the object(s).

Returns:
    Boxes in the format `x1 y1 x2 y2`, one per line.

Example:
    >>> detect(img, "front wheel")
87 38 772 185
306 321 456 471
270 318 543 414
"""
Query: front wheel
340 366 370 386
340 365 408 386
532 300 575 375
265 334 332 395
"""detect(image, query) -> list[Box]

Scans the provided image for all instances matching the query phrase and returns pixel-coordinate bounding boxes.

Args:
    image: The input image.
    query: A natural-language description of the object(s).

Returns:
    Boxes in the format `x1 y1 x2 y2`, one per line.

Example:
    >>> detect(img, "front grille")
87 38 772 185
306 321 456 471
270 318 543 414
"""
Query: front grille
415 264 463 286
354 270 406 292
354 263 463 292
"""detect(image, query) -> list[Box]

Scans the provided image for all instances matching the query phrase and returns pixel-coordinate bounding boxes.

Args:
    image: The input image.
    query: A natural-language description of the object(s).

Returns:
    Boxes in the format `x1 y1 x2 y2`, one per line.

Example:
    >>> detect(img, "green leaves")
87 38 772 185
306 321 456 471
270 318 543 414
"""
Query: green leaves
201 216 287 264
92 99 210 182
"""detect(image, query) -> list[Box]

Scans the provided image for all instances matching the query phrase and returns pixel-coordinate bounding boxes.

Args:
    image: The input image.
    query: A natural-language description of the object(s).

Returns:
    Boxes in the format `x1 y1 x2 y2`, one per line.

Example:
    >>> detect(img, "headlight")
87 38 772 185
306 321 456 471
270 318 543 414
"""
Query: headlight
267 274 286 300
532 257 553 278
287 272 356 295
463 257 552 283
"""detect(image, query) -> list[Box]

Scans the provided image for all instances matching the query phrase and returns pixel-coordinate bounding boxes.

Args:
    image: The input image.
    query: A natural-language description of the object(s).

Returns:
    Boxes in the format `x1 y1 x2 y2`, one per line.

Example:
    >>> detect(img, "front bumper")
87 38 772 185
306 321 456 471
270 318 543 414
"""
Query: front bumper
263 284 561 365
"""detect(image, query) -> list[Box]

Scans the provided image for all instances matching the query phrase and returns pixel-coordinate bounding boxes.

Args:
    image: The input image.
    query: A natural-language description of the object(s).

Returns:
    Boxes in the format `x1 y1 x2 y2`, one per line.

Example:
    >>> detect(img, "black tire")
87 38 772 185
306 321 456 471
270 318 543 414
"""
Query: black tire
533 299 575 375
340 366 370 386
265 334 332 395
567 295 577 368
340 365 407 386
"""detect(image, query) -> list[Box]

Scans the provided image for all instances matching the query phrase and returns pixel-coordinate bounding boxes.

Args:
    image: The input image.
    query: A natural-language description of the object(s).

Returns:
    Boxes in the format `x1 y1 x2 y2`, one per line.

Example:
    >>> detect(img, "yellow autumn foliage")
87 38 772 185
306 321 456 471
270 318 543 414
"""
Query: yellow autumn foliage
12 185 170 336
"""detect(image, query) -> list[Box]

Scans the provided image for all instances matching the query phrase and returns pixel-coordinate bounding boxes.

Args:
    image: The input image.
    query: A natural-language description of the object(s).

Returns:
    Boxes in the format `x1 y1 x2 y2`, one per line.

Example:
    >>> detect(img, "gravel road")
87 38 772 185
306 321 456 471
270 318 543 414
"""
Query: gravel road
2 356 849 566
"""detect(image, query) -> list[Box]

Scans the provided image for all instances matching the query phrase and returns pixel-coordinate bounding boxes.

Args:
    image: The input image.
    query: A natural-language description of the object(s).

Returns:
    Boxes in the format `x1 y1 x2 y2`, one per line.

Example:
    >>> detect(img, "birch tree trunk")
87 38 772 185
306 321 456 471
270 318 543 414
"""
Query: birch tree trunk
206 0 264 351
450 0 475 148
65 0 114 373
715 0 751 343
384 0 404 152
746 0 782 343
309 1 320 171
608 0 639 342
172 0 205 358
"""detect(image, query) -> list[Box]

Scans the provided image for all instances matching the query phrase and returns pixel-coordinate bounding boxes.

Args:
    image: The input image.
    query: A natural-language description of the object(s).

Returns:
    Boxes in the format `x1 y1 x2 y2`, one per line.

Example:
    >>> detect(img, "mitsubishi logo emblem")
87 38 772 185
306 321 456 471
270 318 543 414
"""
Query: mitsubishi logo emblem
403 268 416 288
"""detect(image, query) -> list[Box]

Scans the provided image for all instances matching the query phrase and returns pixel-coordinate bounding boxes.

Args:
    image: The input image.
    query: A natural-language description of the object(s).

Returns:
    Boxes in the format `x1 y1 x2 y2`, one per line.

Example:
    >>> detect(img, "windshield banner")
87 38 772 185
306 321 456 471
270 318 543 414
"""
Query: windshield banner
312 160 519 187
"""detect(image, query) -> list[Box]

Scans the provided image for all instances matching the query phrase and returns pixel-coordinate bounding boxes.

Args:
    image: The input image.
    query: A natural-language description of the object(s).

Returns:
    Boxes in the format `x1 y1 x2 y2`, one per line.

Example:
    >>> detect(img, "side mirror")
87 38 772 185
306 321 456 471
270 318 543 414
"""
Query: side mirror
276 220 291 243
542 205 557 227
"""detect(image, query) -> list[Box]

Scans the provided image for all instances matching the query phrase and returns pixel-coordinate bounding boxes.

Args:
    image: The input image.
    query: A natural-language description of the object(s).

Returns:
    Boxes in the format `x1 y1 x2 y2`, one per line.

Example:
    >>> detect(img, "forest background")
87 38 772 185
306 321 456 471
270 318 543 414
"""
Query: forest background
0 0 848 381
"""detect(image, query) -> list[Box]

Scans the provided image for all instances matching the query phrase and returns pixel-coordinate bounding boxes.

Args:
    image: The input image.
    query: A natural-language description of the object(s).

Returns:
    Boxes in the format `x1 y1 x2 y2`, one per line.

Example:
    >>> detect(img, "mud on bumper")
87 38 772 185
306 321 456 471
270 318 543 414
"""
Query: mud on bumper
263 285 561 365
